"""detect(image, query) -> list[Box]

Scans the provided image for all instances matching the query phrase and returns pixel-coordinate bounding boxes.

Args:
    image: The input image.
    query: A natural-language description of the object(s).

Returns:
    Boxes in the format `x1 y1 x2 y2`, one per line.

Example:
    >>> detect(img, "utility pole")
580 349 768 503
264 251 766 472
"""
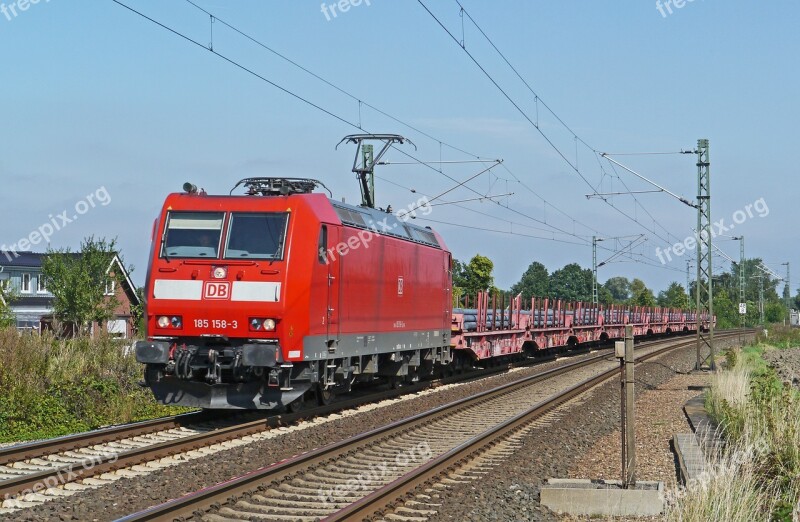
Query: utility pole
695 139 714 370
782 262 791 314
686 260 692 303
759 271 765 325
732 236 744 343
593 236 599 305
739 237 745 322
617 326 636 488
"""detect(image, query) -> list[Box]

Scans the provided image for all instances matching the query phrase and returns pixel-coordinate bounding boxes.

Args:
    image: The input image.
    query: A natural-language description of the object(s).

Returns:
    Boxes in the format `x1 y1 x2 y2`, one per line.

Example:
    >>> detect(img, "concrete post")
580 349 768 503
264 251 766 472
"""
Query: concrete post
624 325 636 488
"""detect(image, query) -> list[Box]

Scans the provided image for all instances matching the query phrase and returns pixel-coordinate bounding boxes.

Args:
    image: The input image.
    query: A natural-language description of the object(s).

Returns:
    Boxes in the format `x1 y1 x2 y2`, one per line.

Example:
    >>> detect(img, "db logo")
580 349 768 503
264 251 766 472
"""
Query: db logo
203 281 231 300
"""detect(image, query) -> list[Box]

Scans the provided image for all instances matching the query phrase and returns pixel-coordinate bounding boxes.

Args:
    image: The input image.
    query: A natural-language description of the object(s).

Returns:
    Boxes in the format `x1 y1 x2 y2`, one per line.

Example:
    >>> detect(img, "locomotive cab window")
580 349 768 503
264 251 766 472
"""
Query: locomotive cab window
224 212 289 260
161 212 224 258
318 225 327 264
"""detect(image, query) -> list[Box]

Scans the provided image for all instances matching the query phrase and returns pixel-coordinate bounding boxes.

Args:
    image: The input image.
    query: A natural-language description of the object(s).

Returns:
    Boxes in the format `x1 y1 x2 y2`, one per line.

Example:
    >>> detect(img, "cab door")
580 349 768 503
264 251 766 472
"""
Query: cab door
444 252 453 348
323 225 341 350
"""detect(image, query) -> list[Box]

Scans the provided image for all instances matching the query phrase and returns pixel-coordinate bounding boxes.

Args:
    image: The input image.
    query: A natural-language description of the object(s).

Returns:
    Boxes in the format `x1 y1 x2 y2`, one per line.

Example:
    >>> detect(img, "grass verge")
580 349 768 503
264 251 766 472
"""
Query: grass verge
0 327 191 443
667 332 800 521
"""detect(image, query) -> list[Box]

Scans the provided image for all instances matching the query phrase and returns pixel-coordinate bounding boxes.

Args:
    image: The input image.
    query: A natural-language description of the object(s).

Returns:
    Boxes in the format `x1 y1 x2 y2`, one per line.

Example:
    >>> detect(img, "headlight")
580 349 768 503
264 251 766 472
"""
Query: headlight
212 266 227 279
157 315 182 329
249 317 277 332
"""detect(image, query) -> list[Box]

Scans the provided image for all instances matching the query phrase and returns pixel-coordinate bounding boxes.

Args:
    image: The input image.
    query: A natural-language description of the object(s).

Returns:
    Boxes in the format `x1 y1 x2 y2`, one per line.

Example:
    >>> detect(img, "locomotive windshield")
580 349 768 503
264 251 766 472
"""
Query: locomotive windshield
224 212 289 260
162 212 224 258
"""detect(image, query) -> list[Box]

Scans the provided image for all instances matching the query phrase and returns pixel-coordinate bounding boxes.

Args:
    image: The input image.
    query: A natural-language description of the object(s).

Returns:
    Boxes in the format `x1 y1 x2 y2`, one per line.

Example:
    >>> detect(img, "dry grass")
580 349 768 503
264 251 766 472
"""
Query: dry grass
666 350 800 521
666 443 778 522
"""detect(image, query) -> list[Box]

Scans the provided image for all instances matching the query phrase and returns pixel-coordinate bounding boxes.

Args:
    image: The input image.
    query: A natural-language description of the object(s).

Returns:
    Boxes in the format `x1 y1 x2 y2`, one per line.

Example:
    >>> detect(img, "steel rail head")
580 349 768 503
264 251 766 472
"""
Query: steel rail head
0 410 221 467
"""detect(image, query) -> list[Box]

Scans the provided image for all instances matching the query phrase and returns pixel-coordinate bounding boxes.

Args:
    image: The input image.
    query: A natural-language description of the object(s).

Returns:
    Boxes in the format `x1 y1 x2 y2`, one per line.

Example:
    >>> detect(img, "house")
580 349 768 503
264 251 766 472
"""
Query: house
0 251 53 330
0 251 141 338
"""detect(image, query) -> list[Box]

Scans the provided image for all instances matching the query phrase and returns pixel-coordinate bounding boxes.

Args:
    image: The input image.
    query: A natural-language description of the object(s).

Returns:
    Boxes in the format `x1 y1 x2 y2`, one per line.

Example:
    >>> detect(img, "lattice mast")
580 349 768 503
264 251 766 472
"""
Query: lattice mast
695 139 714 370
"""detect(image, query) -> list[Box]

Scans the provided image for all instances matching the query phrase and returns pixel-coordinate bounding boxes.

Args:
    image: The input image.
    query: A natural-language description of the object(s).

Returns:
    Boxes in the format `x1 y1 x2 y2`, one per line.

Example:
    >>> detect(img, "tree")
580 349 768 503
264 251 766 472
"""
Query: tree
730 258 781 303
713 289 738 329
598 286 614 305
131 286 145 336
603 276 631 303
452 258 468 306
628 278 655 306
454 255 495 302
633 287 656 306
42 237 125 334
511 261 549 300
0 282 16 328
765 301 785 323
465 255 494 297
549 263 592 302
629 278 647 299
452 259 468 291
657 282 690 309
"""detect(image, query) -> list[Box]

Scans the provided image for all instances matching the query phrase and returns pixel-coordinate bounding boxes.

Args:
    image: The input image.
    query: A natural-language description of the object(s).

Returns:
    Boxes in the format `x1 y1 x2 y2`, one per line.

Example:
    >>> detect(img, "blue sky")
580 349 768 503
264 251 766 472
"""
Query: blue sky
1 0 797 293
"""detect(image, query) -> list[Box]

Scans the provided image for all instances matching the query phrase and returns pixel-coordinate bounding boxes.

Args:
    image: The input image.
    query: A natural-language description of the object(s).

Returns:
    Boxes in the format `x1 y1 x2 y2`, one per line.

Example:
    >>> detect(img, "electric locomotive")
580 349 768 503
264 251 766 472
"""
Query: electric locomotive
135 177 453 409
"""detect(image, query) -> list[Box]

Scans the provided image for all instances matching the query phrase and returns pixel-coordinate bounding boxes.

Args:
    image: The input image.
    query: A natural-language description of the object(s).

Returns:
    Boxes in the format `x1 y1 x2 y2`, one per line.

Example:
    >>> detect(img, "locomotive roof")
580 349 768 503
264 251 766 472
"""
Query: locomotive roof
328 199 441 249
164 186 443 250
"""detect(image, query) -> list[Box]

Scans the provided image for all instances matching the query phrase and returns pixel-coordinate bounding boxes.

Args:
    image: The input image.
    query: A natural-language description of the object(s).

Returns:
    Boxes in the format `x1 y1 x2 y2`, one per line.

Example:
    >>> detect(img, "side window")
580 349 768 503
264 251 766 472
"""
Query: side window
318 225 328 264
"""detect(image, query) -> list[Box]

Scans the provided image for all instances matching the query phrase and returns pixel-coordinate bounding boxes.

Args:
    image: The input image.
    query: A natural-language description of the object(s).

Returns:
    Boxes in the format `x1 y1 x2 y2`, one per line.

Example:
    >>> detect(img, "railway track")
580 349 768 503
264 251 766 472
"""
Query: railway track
114 331 750 522
0 337 634 510
0 411 257 503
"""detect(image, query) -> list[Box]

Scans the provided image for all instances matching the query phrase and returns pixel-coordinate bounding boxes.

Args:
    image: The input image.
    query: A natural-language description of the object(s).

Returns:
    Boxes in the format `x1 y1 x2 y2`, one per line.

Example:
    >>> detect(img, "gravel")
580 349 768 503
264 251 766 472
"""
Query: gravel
763 347 800 388
425 336 748 522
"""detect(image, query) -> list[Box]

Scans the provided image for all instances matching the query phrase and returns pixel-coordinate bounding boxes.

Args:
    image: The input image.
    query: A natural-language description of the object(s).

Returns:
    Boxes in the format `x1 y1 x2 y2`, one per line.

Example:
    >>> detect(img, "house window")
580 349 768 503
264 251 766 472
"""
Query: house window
37 276 46 293
105 280 116 296
21 273 31 293
107 319 127 338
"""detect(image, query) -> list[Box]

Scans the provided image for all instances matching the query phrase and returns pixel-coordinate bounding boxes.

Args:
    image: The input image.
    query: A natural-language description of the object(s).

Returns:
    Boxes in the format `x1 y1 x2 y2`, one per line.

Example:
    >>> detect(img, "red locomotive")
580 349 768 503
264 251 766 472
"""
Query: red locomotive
135 177 453 409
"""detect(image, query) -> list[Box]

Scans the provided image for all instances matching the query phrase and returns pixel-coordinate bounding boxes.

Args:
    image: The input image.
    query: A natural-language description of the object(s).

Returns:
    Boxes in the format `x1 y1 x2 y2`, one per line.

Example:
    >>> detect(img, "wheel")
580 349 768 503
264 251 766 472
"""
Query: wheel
317 385 335 406
285 397 305 413
143 364 164 386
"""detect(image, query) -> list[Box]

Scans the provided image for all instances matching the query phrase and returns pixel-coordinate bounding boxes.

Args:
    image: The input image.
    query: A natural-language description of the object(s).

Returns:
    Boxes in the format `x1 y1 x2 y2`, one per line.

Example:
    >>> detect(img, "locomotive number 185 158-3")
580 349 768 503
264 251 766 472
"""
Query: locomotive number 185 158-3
193 319 239 329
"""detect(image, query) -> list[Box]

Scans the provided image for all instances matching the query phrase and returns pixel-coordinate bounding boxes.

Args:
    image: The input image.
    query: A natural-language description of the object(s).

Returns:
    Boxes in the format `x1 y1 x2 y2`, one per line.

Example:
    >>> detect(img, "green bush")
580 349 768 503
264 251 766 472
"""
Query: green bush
0 328 191 442
758 325 800 350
